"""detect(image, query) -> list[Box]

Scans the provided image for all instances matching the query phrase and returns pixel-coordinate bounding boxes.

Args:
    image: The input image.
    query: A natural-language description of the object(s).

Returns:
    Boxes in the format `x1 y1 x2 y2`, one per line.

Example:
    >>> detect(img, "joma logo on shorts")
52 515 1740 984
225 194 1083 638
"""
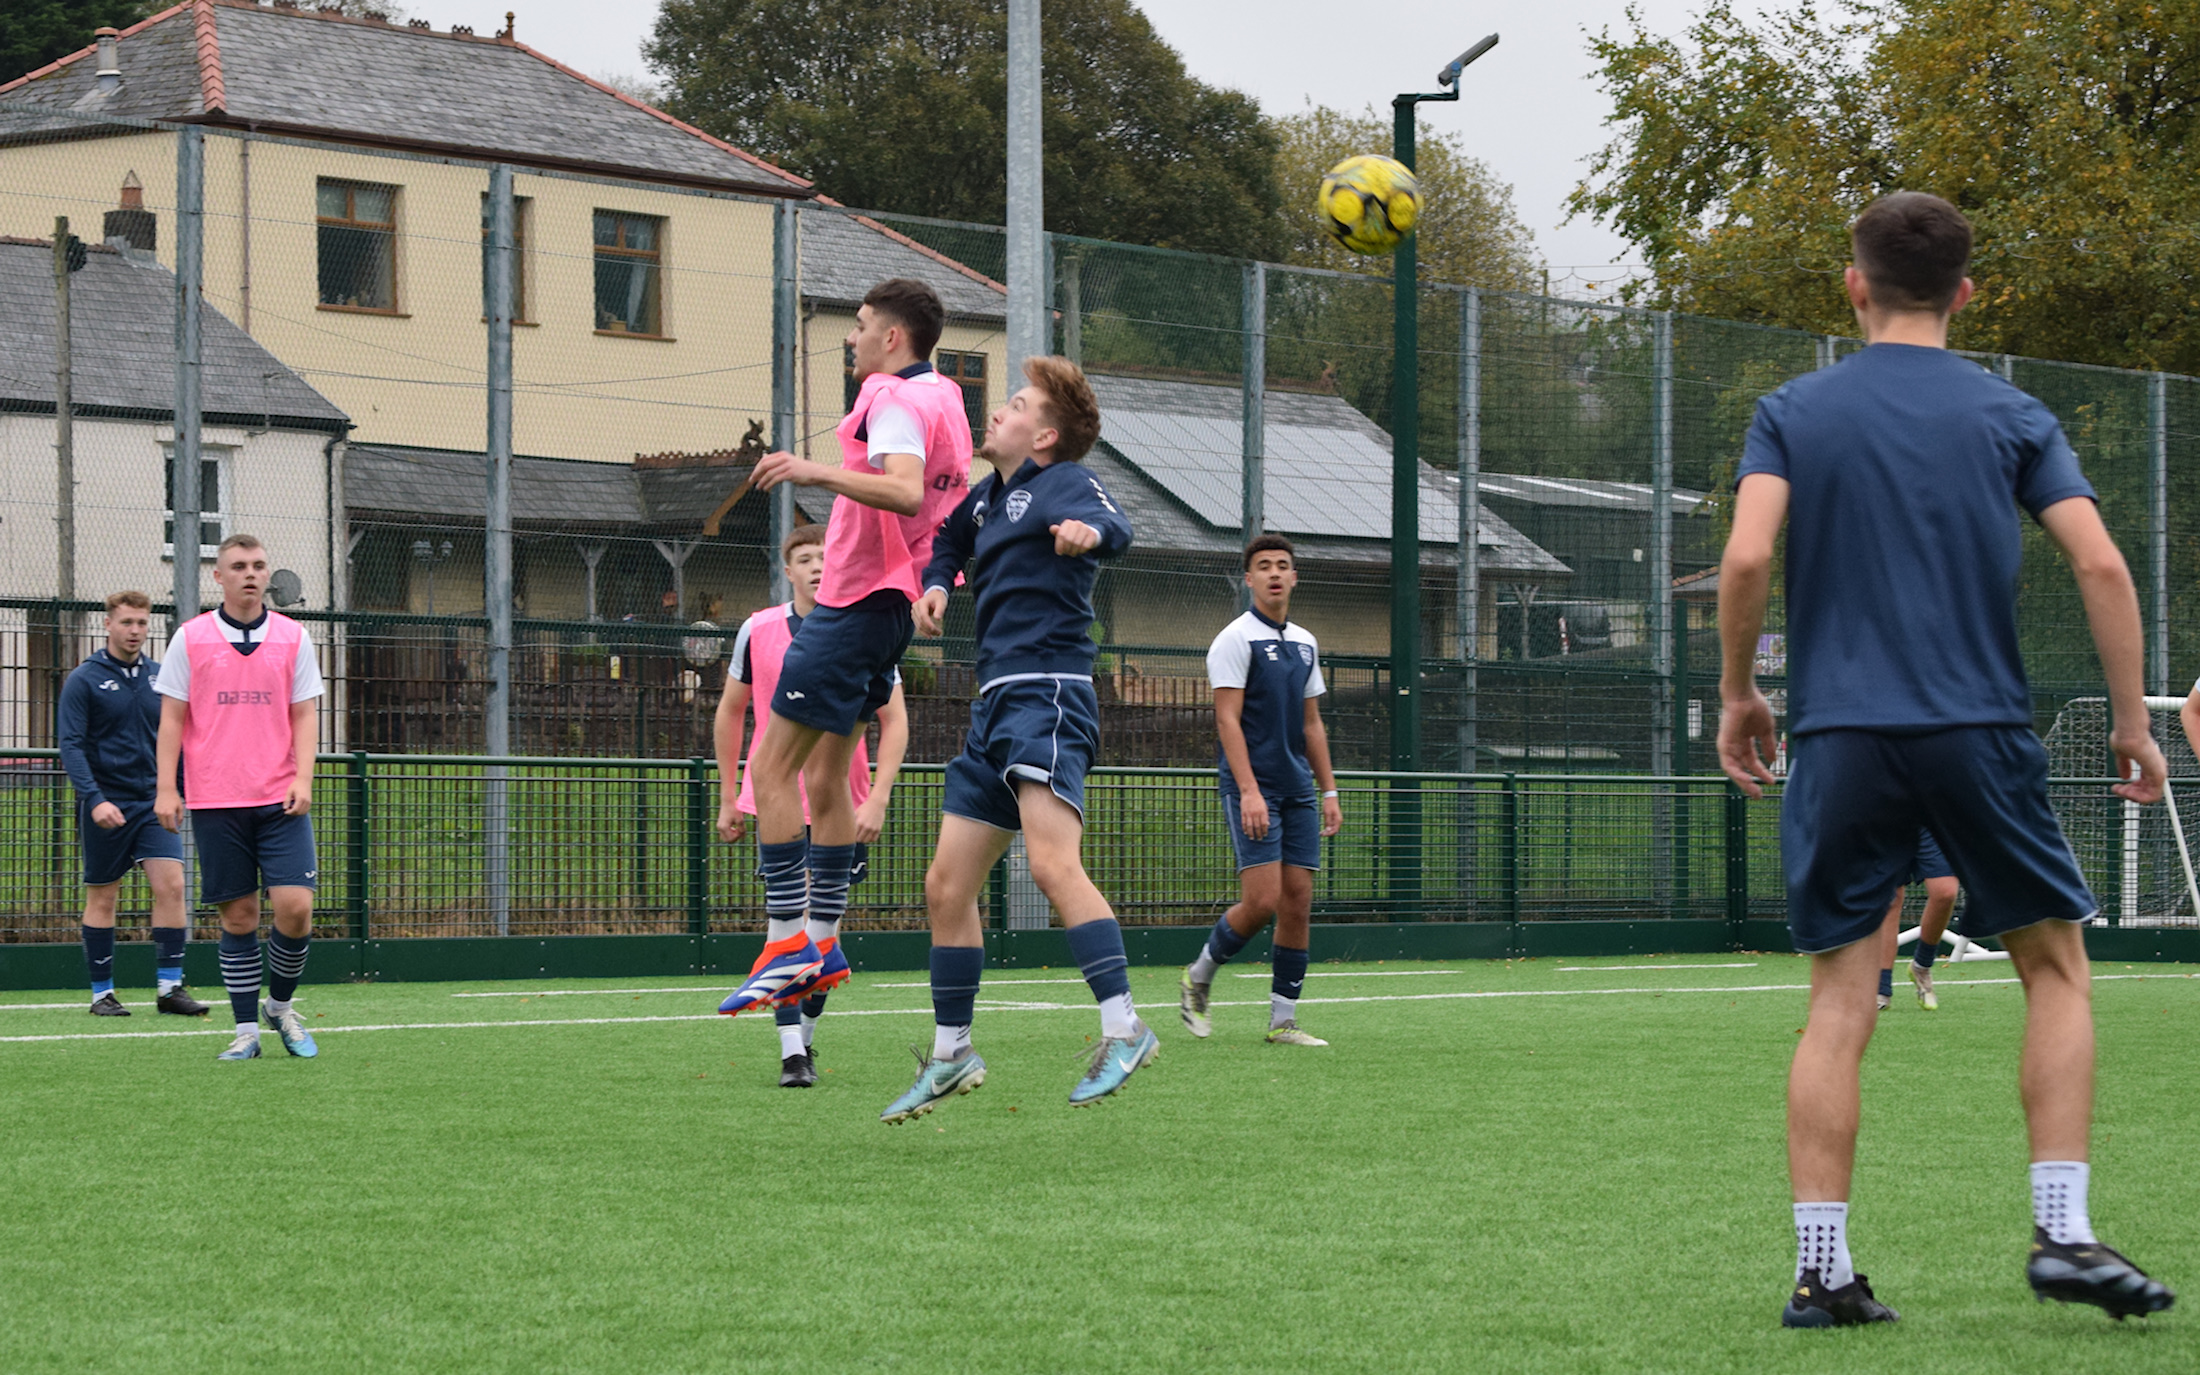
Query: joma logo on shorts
216 690 275 705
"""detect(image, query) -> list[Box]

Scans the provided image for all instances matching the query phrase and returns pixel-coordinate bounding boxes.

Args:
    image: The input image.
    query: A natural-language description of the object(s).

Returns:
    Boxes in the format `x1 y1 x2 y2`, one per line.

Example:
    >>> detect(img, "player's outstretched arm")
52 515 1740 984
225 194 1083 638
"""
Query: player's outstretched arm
750 449 924 516
856 682 910 844
154 696 187 831
714 676 752 842
1716 473 1787 798
2039 496 2166 804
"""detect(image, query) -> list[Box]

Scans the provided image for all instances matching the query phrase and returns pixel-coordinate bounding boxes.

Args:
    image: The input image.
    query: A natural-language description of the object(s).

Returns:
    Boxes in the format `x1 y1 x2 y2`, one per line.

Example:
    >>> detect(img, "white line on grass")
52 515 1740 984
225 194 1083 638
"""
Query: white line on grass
1557 963 1759 971
3 973 2185 1046
0 1001 108 1011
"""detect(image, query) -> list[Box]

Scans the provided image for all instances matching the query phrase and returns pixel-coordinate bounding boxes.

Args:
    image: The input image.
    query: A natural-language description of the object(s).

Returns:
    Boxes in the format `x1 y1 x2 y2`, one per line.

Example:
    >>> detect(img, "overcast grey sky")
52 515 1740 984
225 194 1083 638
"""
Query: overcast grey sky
439 0 1754 270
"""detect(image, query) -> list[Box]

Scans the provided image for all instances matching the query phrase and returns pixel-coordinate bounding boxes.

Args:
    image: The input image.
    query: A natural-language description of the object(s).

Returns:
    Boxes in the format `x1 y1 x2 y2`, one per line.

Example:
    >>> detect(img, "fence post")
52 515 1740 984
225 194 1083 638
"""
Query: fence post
769 201 799 603
1724 782 1748 949
1240 260 1266 563
1456 288 1480 910
1650 310 1675 906
2151 371 2169 695
687 757 709 937
348 750 370 941
484 164 515 939
172 125 203 624
1501 772 1520 926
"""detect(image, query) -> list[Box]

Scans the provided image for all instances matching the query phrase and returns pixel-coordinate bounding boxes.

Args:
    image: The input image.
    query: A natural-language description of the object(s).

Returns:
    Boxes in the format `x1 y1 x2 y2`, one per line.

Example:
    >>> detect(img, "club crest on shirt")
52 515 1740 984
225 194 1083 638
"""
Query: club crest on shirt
1004 489 1034 523
1297 643 1314 666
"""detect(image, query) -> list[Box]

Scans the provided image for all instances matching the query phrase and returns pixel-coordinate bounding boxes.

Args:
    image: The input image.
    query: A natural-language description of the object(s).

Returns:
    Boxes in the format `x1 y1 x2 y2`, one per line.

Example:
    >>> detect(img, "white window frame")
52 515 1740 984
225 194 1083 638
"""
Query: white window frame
161 442 234 561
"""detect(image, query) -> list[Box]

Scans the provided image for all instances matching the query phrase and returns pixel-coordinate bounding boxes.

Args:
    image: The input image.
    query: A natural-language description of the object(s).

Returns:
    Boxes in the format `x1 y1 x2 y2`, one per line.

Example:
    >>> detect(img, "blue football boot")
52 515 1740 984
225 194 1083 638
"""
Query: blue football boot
264 1004 319 1058
880 1045 987 1123
718 936 825 1016
1068 1020 1158 1106
216 1027 262 1061
807 936 852 998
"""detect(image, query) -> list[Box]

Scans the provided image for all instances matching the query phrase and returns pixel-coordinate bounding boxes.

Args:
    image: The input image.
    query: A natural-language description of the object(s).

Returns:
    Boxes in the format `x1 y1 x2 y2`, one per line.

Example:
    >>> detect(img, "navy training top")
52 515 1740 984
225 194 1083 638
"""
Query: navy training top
58 648 166 807
1207 608 1327 801
1736 343 2094 735
921 456 1133 687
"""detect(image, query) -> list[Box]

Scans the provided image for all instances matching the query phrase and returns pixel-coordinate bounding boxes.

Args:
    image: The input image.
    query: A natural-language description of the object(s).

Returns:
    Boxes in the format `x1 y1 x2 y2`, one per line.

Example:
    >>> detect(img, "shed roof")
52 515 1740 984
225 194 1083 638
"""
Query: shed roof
0 237 345 429
344 444 832 535
1476 472 1708 514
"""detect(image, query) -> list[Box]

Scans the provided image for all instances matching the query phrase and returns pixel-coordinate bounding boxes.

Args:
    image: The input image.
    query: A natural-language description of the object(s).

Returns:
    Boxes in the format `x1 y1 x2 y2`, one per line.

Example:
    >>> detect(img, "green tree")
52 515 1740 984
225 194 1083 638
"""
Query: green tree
1 0 154 82
1569 0 2200 372
645 0 1284 258
1272 103 1539 292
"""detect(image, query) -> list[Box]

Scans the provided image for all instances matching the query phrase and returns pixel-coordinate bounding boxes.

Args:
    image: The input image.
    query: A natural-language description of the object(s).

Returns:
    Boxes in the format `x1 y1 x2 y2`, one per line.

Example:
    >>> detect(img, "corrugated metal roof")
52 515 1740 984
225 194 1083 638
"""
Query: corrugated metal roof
1476 473 1708 513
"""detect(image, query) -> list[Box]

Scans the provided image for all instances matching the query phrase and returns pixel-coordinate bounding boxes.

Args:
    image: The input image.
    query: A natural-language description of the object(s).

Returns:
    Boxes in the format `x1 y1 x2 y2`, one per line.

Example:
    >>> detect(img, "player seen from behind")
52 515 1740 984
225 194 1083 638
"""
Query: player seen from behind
715 523 909 1087
59 591 205 1018
1179 535 1343 1046
722 279 971 1019
154 536 325 1062
1718 192 2174 1327
881 356 1146 1122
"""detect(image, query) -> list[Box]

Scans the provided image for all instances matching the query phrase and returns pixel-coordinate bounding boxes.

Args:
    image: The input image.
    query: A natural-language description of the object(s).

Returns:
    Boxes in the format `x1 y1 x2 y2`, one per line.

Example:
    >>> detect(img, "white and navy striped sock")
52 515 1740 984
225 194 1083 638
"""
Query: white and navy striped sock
267 930 310 1003
217 931 261 1028
759 839 809 944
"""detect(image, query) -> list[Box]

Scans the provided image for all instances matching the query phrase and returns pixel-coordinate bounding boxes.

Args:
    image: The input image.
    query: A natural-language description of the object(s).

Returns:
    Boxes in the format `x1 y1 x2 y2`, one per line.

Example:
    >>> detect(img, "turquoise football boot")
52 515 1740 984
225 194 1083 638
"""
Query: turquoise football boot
216 1027 262 1061
880 1045 986 1124
264 1004 319 1058
1068 1020 1158 1106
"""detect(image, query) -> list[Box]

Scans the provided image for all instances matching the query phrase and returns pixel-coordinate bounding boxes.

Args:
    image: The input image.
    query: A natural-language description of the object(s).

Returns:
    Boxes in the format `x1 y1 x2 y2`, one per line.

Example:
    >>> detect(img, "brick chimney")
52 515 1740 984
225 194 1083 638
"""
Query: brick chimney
104 171 155 252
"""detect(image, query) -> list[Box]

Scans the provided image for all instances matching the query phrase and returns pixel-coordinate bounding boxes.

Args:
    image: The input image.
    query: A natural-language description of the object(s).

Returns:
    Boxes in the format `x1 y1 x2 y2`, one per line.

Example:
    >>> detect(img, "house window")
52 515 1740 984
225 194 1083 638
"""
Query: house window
162 446 228 559
593 210 663 336
480 193 530 322
317 179 398 311
937 349 988 437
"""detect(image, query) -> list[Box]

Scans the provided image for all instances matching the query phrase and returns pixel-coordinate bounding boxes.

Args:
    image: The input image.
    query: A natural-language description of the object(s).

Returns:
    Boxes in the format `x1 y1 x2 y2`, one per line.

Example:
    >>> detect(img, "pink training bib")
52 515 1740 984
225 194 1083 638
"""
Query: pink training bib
179 610 303 808
817 367 973 608
734 604 873 819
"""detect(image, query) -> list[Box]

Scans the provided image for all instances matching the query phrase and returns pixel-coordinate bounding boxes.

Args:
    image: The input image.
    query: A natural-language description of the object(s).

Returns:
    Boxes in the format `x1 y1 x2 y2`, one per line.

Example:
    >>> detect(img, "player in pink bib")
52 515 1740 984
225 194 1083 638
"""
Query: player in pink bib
713 524 909 1086
153 535 324 1063
722 279 969 1018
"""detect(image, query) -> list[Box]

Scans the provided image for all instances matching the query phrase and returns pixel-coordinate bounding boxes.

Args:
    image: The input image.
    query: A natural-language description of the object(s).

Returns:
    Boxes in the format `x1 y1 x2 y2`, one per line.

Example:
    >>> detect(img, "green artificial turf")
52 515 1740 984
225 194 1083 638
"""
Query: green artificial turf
2 955 2194 1373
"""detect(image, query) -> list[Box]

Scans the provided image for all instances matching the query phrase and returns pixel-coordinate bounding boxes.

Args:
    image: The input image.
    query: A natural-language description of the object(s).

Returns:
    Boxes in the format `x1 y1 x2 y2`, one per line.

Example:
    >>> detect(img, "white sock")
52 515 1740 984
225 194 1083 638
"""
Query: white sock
1794 1202 1854 1286
1099 993 1138 1040
800 1013 818 1048
1270 993 1296 1029
806 919 838 947
765 917 806 944
2032 1161 2096 1244
778 1024 806 1058
158 978 181 994
932 1023 972 1060
265 997 292 1016
1187 950 1219 984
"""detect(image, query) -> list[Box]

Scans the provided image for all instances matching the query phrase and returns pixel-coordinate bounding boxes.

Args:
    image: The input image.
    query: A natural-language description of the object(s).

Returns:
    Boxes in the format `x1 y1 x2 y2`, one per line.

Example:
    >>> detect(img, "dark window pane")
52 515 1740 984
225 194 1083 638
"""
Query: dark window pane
316 182 347 217
593 211 617 247
960 381 984 436
594 257 659 334
843 343 860 411
319 224 394 308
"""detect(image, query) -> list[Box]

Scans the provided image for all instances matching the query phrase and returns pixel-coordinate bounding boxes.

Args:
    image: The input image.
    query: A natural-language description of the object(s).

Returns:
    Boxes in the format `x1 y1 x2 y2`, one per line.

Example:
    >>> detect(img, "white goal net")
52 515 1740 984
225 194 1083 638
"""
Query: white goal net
2040 696 2200 926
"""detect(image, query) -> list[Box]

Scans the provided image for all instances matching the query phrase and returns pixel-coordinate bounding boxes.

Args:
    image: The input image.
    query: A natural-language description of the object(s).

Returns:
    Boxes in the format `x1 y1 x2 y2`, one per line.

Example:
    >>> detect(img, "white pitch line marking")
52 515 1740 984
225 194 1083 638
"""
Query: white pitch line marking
1558 963 1760 971
0 1001 115 1011
2 973 2184 1046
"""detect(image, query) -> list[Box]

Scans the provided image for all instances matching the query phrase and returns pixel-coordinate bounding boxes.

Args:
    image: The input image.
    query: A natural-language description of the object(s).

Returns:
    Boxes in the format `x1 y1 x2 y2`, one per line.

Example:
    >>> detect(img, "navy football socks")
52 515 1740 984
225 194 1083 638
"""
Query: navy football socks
1067 918 1138 1038
82 924 115 999
805 843 855 937
930 945 984 1058
1878 967 1893 999
267 929 310 1004
152 924 186 991
1913 942 1938 969
759 839 810 944
1271 944 1310 1027
217 930 261 1026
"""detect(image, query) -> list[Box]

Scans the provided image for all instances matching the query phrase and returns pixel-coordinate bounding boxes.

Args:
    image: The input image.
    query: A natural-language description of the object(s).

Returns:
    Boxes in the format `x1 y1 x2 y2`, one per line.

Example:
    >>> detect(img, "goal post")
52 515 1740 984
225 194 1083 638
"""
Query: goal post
2039 695 2200 925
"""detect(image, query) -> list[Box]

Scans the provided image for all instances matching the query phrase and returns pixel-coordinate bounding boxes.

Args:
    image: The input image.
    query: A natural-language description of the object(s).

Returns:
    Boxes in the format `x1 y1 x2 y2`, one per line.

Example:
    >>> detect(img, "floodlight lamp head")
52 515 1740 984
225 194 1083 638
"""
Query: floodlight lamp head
1439 33 1500 87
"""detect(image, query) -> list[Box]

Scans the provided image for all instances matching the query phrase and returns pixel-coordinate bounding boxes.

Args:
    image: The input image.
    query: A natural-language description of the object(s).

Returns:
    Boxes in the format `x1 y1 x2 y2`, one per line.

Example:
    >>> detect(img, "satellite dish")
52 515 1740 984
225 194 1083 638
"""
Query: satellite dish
268 568 304 607
683 620 725 666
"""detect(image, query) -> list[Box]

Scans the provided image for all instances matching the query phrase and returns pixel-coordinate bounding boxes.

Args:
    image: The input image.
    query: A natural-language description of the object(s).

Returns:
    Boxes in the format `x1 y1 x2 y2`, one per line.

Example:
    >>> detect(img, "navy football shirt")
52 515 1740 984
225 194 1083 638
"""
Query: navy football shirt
1737 344 2094 735
1208 608 1326 800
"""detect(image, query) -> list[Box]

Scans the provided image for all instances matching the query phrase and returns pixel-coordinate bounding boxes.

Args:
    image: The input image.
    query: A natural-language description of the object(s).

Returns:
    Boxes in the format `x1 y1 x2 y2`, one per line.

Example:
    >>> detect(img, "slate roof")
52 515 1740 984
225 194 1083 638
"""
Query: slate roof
0 237 346 429
1086 374 1568 579
0 0 808 195
345 444 831 536
797 208 1005 321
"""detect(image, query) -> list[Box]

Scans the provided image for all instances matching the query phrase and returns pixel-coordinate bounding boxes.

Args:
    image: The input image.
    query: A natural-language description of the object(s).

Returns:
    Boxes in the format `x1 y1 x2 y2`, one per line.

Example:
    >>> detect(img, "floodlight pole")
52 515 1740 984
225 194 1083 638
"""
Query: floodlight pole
1005 0 1046 372
1389 34 1495 916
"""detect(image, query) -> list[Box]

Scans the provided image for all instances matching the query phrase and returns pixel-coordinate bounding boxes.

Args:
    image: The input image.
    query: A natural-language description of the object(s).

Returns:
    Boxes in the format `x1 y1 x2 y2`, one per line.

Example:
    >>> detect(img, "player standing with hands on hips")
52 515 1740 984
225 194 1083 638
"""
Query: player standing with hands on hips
719 279 969 1019
1179 536 1342 1045
1718 192 2173 1326
60 590 205 1017
155 536 324 1062
881 356 1146 1122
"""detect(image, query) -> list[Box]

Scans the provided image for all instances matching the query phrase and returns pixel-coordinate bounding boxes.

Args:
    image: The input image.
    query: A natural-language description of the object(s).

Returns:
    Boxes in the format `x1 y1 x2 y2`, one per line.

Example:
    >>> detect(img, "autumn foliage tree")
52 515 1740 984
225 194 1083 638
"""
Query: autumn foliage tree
1569 0 2200 372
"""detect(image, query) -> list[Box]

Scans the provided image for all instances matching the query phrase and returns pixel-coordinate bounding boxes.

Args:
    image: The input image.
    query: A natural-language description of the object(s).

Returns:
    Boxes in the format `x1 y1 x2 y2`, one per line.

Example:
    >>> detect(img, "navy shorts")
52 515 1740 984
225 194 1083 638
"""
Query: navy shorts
1221 790 1322 872
943 677 1099 832
193 804 318 905
773 591 911 737
1782 727 2093 954
78 798 184 886
1907 828 1954 886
